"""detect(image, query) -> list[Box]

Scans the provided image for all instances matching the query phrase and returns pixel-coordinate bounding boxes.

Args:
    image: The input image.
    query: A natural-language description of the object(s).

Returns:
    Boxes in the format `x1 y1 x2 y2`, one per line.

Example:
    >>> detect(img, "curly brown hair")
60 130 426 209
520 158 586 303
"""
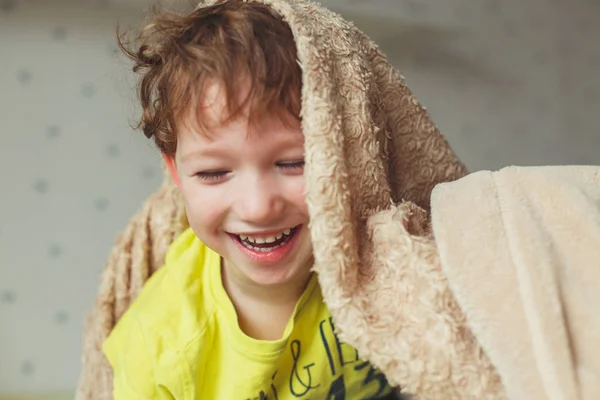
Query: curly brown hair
117 0 302 156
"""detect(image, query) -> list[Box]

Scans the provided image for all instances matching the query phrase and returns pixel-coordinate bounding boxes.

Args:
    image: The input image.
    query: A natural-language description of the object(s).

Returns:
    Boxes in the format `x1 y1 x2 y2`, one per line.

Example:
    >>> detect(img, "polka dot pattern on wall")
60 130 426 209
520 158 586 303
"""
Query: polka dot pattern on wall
0 0 193 394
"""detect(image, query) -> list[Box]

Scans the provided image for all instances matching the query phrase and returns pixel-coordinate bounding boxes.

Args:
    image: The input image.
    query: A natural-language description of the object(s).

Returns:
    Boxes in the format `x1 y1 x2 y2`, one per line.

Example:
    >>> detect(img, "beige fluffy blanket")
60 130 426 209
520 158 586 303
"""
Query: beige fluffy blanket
431 165 600 400
74 0 506 398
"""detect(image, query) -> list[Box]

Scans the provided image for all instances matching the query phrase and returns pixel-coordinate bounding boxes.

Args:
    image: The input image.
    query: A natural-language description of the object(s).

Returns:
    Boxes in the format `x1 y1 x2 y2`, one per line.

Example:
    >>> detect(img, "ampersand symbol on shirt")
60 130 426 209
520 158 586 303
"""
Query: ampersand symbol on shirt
288 339 320 396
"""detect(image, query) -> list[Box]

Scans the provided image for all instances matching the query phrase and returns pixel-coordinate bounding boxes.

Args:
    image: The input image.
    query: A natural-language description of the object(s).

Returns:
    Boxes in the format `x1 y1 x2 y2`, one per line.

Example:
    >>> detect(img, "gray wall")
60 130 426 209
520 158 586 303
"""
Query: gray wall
0 0 598 396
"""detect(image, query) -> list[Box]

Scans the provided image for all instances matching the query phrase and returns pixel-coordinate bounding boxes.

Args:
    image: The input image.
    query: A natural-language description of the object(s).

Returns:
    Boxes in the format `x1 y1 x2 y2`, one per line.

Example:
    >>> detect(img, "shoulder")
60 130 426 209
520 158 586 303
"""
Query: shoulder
105 228 217 357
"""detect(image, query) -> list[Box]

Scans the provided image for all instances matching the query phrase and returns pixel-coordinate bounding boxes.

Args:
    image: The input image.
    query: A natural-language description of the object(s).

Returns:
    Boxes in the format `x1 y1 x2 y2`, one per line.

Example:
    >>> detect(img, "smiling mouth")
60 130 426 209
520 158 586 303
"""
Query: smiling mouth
232 226 299 252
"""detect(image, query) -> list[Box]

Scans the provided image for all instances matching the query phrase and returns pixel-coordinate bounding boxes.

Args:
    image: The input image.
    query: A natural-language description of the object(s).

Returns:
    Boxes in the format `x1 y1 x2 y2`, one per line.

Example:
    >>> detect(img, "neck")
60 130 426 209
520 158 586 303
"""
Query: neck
221 259 312 340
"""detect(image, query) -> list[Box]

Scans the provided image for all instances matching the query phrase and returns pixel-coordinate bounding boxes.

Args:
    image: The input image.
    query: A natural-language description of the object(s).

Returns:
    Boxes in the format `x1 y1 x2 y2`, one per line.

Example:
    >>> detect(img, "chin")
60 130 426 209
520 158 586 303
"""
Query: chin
226 252 310 286
249 264 310 287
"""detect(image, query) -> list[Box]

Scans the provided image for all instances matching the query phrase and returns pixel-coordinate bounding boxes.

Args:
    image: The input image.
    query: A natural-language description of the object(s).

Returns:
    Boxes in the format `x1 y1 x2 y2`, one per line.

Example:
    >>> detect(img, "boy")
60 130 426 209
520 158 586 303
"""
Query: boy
104 0 397 398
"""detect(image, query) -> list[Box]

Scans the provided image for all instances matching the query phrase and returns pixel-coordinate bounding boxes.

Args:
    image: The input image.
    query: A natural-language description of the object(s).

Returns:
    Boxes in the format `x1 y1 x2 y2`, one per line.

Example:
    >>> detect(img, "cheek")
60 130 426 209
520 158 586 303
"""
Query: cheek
286 178 309 214
180 182 225 231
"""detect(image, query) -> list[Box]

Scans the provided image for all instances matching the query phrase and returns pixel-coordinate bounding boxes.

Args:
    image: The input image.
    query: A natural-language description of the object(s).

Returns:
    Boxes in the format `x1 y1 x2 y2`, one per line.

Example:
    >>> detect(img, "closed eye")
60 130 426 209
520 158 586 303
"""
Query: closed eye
277 160 305 171
195 170 229 181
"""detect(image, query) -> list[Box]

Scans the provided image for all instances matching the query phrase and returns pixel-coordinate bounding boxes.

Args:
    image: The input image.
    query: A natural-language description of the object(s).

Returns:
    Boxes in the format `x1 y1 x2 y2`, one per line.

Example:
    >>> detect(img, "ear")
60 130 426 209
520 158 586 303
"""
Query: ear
162 153 182 189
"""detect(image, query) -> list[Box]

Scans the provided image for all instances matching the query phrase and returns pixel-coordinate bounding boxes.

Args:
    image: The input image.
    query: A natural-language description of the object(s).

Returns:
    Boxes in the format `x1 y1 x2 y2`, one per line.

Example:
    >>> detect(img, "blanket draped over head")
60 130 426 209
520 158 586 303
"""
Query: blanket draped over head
75 0 600 398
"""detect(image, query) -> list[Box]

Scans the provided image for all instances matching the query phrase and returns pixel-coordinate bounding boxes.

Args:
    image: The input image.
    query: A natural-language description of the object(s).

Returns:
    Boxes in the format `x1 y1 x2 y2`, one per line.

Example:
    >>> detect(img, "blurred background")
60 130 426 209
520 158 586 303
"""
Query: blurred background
0 0 598 398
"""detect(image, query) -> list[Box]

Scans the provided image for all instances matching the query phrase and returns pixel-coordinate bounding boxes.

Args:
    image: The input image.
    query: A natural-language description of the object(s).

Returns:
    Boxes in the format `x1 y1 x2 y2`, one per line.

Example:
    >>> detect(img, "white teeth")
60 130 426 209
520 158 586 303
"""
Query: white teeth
237 228 294 244
264 236 277 243
237 228 298 252
240 240 284 251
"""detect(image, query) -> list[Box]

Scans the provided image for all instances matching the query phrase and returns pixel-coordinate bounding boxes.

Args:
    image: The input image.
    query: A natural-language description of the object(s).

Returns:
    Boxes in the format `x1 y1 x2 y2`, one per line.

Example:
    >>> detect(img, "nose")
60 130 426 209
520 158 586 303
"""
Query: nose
234 173 285 225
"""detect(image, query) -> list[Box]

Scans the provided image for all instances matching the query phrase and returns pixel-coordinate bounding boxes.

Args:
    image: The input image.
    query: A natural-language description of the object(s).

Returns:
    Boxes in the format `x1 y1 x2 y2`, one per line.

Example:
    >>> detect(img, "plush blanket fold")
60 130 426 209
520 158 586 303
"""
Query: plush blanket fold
431 165 600 400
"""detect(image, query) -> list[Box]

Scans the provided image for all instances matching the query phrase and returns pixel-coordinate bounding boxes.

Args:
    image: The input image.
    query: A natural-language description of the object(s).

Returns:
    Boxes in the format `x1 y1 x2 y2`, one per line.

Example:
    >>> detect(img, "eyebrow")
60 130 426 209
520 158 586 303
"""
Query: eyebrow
179 147 231 164
179 133 305 164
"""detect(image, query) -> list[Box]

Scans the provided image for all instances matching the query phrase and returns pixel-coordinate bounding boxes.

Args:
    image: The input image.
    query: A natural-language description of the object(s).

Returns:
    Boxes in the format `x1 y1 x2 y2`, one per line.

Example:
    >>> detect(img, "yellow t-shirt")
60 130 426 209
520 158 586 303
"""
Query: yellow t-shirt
103 228 394 399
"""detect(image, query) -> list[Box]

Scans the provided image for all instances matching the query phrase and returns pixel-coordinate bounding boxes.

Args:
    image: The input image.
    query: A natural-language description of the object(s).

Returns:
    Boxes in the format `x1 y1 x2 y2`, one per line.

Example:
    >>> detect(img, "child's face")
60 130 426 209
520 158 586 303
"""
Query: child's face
169 81 313 288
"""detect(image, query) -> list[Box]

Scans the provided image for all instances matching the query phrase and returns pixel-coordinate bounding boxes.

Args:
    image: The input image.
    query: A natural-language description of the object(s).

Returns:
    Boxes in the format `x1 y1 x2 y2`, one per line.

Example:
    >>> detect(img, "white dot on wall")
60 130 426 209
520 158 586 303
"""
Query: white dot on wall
33 179 49 194
485 94 506 112
106 144 120 158
485 1 503 16
502 20 518 37
588 52 600 68
1 290 17 304
531 50 549 66
583 86 599 104
46 125 61 139
17 68 33 85
55 310 70 325
406 1 428 17
107 43 120 59
81 83 96 98
450 75 469 93
533 96 551 114
21 360 35 376
459 123 476 139
95 197 110 211
511 120 530 136
452 3 473 21
48 243 63 258
52 26 67 41
0 0 17 12
141 166 157 179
